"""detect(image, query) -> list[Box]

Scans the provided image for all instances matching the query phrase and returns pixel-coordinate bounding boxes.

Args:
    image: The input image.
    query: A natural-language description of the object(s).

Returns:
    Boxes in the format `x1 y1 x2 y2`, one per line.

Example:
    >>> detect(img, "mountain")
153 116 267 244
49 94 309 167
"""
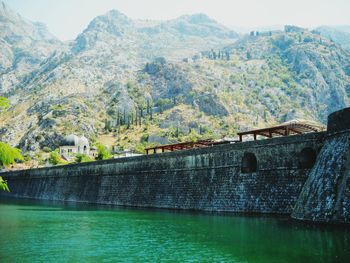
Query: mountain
0 1 62 93
137 13 238 60
0 7 349 162
316 26 350 50
0 8 239 153
230 25 284 34
146 13 238 38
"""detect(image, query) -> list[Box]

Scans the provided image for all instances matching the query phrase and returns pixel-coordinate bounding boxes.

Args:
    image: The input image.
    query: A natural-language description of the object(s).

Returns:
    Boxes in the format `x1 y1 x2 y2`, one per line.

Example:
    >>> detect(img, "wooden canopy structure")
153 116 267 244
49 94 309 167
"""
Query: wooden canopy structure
144 120 325 154
145 139 234 154
237 119 325 141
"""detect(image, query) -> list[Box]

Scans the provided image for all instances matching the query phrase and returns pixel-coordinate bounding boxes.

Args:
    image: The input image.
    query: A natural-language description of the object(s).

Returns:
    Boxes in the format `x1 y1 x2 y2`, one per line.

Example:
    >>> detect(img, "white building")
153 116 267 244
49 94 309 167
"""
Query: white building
59 134 90 161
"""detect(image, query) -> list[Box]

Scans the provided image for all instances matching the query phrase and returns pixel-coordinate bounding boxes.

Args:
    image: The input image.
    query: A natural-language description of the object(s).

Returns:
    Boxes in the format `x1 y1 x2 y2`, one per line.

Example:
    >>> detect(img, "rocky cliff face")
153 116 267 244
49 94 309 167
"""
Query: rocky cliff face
0 1 62 94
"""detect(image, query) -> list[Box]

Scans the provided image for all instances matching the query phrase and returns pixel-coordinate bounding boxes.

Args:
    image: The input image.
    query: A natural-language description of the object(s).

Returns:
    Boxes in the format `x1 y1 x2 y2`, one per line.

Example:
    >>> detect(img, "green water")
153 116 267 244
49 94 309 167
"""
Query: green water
0 199 349 263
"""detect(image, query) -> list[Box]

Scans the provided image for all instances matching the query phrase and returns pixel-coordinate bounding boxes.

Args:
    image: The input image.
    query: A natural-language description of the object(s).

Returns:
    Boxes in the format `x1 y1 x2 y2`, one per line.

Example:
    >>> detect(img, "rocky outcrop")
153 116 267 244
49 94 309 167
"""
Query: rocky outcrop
0 1 62 93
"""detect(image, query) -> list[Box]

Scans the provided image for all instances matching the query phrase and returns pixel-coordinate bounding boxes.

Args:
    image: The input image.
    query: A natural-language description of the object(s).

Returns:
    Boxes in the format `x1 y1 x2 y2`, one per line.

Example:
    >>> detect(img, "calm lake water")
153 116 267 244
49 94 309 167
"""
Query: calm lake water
0 198 349 263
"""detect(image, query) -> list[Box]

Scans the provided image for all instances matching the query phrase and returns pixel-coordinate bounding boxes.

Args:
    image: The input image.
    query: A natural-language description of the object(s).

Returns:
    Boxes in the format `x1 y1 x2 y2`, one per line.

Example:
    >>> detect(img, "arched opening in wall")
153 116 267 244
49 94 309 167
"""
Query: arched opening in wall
298 148 317 169
241 152 257 173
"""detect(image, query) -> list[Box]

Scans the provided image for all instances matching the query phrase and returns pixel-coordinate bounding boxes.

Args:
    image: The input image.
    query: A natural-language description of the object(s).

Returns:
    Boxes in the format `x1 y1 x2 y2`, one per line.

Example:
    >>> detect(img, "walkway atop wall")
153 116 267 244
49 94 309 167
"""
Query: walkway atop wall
145 139 235 154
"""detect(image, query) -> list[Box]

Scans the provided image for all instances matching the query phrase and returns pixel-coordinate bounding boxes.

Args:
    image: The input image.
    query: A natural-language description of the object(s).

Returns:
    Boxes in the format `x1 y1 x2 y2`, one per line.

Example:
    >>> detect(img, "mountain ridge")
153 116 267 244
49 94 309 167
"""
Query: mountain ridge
0 5 349 163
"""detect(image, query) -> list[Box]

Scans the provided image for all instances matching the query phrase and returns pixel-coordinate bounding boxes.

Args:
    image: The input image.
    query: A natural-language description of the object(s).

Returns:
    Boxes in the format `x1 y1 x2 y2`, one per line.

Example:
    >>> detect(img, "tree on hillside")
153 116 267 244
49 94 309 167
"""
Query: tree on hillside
0 142 23 167
48 150 66 166
213 50 217 60
225 51 230 60
0 99 18 192
0 97 10 112
156 98 169 114
96 144 112 160
0 142 24 192
246 51 252 60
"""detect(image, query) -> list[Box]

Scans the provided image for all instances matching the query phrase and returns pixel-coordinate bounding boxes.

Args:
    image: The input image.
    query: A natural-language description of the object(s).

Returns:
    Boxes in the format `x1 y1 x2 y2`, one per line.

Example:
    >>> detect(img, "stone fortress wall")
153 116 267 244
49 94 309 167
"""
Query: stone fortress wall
1 108 350 224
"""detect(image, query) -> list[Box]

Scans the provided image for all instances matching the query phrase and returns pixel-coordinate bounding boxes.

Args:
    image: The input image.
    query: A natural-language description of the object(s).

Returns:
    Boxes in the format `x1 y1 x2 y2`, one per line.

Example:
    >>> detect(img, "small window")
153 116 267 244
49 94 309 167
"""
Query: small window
299 148 317 169
241 152 257 173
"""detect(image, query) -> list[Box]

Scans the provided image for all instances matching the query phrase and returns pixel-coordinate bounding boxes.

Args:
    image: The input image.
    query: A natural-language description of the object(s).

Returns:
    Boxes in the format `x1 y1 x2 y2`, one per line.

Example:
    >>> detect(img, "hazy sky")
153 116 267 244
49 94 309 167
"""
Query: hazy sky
3 0 350 40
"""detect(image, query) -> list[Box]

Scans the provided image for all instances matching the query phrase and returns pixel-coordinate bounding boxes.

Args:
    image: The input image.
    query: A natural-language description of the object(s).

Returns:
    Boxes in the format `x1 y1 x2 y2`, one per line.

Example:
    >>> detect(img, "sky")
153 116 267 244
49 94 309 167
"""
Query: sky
3 0 350 41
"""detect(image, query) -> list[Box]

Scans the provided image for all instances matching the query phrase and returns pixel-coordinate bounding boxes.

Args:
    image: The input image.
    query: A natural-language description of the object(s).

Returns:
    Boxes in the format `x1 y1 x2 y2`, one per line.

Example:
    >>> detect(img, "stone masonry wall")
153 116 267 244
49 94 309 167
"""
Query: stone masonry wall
1 133 324 214
292 107 350 224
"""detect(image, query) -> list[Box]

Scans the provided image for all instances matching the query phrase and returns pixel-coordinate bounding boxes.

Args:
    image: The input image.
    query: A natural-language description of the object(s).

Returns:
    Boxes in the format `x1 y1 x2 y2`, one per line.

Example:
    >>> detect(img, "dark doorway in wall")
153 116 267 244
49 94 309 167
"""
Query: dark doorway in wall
241 152 257 173
299 148 317 169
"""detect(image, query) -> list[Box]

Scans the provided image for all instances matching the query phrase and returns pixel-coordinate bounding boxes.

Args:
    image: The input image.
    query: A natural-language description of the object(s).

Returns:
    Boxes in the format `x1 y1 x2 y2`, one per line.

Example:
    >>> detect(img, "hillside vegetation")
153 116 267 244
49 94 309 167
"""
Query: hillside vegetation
0 2 349 162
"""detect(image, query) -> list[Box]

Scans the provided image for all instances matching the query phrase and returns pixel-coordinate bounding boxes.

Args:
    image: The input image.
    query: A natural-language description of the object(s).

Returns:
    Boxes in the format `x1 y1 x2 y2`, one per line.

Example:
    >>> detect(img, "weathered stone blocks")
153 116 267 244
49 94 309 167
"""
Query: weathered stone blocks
292 107 350 224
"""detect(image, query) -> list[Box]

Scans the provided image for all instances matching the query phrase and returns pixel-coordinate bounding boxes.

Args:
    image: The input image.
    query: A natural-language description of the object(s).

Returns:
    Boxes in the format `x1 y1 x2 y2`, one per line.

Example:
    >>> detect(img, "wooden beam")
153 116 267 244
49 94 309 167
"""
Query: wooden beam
288 128 302 134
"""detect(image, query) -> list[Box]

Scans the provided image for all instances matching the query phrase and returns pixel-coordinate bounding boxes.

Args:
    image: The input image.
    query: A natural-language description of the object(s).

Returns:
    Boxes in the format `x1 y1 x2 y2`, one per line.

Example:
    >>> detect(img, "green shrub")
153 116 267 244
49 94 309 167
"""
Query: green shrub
48 151 66 165
135 143 145 154
23 152 32 162
75 153 93 163
0 176 9 192
0 97 10 112
0 142 24 166
96 144 112 160
42 146 52 153
140 133 149 143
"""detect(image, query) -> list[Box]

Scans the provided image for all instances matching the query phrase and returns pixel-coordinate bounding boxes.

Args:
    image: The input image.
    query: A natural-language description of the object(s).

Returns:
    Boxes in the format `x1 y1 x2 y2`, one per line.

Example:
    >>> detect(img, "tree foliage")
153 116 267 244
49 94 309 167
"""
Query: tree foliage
0 97 10 112
75 153 92 163
96 144 112 160
48 151 66 165
0 142 24 166
0 176 9 192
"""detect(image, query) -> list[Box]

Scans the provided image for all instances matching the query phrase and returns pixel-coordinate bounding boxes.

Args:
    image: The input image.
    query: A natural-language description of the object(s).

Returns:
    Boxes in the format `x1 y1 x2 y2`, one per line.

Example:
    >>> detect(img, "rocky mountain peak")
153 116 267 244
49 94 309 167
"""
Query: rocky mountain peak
84 9 133 33
181 13 214 24
72 9 134 52
0 1 21 21
106 9 130 20
1 1 7 13
163 13 238 39
0 1 61 93
0 1 59 42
